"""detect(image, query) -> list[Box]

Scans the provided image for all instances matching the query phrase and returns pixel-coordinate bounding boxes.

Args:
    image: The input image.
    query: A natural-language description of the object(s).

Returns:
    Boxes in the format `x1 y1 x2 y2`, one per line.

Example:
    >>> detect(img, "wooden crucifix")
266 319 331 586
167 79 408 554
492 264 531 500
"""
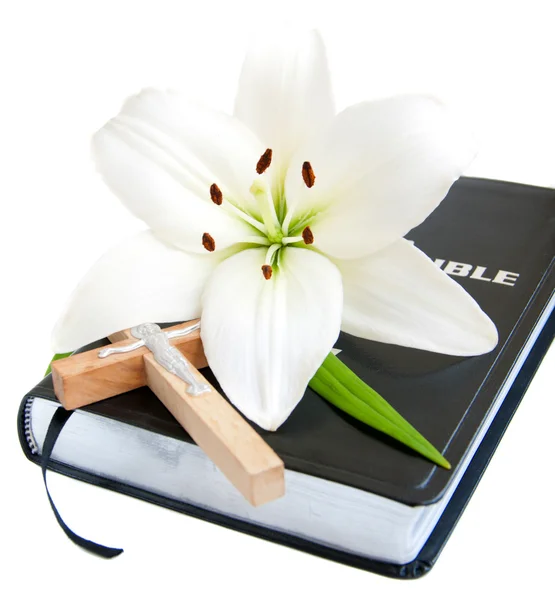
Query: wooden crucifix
51 319 285 506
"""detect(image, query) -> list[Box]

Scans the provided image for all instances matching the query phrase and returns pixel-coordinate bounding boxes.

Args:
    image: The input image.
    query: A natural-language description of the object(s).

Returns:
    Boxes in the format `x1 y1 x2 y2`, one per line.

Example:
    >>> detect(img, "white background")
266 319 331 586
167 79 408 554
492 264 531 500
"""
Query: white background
1 1 553 598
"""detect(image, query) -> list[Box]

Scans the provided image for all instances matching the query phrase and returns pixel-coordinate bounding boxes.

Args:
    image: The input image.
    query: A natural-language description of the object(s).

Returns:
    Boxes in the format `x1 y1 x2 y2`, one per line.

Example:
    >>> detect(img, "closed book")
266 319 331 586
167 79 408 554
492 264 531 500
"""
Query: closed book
18 177 555 578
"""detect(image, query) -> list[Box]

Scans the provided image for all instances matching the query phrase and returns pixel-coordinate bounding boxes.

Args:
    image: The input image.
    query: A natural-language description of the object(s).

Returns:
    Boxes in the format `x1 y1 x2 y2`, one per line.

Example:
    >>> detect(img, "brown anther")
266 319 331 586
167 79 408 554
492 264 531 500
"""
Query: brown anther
256 148 273 174
202 233 216 252
210 183 223 205
261 264 273 280
302 226 314 245
302 161 316 188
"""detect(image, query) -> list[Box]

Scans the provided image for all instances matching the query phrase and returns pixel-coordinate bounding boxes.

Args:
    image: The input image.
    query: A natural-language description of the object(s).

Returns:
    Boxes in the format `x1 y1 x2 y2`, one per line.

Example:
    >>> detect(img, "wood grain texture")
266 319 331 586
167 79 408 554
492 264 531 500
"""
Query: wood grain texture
51 319 285 505
51 340 148 409
52 321 207 410
144 354 285 506
108 320 208 368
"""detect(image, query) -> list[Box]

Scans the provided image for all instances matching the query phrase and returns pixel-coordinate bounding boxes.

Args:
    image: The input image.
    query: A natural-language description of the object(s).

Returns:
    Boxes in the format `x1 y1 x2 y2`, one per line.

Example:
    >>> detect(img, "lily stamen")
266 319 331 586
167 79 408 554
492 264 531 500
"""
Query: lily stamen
261 264 273 280
223 202 269 235
244 236 272 246
302 161 316 188
302 226 314 244
256 148 273 174
250 179 281 240
281 236 303 244
202 233 216 252
264 243 281 266
210 183 223 205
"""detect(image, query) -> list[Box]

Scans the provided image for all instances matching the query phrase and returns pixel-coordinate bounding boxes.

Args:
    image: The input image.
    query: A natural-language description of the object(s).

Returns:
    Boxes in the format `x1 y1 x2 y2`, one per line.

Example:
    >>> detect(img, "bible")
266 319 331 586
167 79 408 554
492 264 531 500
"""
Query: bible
18 177 554 578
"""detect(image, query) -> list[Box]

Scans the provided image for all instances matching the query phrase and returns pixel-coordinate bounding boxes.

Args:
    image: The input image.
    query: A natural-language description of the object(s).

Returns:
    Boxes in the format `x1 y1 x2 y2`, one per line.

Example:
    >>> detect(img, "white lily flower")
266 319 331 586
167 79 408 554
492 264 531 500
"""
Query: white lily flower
52 30 498 431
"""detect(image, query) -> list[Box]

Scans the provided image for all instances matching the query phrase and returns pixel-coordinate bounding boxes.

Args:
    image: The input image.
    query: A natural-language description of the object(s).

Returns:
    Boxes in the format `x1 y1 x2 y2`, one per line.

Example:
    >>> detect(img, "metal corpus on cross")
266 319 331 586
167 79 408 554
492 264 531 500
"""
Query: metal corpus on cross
51 319 285 506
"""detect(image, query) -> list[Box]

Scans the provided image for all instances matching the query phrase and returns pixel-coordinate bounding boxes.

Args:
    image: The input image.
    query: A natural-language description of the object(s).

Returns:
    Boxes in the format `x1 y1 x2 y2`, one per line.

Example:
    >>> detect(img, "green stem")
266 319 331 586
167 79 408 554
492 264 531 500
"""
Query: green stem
309 353 451 470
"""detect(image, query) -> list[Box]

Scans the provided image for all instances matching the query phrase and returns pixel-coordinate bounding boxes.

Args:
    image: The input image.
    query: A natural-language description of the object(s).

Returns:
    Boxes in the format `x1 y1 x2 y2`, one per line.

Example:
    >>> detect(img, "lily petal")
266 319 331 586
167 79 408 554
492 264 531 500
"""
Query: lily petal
93 89 267 253
201 247 343 430
52 231 226 352
285 95 476 258
234 29 335 180
338 239 498 356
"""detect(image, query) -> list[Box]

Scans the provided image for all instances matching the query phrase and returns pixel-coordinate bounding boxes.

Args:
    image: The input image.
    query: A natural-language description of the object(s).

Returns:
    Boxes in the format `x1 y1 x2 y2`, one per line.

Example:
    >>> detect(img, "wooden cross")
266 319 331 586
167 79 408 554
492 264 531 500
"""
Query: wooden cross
50 319 285 506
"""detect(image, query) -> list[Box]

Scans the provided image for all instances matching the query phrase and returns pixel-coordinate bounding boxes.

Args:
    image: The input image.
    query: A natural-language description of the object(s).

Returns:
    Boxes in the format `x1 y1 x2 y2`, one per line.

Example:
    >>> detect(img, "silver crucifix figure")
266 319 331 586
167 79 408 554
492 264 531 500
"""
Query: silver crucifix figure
98 322 210 396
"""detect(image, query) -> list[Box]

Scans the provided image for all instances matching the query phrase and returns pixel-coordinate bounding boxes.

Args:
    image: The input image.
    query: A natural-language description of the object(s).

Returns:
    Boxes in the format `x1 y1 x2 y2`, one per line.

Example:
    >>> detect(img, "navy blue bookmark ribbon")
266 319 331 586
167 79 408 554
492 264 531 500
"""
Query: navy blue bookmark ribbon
41 407 123 558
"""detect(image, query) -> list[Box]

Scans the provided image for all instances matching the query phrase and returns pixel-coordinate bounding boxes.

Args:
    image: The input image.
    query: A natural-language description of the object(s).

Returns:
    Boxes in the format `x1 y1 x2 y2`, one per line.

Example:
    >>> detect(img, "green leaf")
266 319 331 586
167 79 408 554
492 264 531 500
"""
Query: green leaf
310 352 451 470
44 352 73 376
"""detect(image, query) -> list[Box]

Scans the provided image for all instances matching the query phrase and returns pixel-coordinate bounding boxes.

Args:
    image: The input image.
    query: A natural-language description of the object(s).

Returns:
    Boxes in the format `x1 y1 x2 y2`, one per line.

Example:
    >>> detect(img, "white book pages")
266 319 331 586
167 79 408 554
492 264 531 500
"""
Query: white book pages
26 294 554 564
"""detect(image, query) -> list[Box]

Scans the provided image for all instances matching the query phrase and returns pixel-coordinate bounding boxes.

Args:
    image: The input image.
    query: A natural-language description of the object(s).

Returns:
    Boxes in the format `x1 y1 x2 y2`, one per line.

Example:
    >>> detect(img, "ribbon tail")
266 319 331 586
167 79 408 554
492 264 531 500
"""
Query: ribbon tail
41 406 123 558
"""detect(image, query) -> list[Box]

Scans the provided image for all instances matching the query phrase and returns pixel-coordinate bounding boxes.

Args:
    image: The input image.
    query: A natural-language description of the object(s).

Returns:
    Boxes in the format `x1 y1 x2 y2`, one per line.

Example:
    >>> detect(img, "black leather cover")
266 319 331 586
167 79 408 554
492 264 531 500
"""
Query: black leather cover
17 177 555 576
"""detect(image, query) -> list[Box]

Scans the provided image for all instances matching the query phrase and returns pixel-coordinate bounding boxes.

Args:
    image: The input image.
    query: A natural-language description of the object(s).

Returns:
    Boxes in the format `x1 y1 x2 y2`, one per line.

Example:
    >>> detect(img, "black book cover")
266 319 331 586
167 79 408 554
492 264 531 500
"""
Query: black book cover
18 177 555 575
